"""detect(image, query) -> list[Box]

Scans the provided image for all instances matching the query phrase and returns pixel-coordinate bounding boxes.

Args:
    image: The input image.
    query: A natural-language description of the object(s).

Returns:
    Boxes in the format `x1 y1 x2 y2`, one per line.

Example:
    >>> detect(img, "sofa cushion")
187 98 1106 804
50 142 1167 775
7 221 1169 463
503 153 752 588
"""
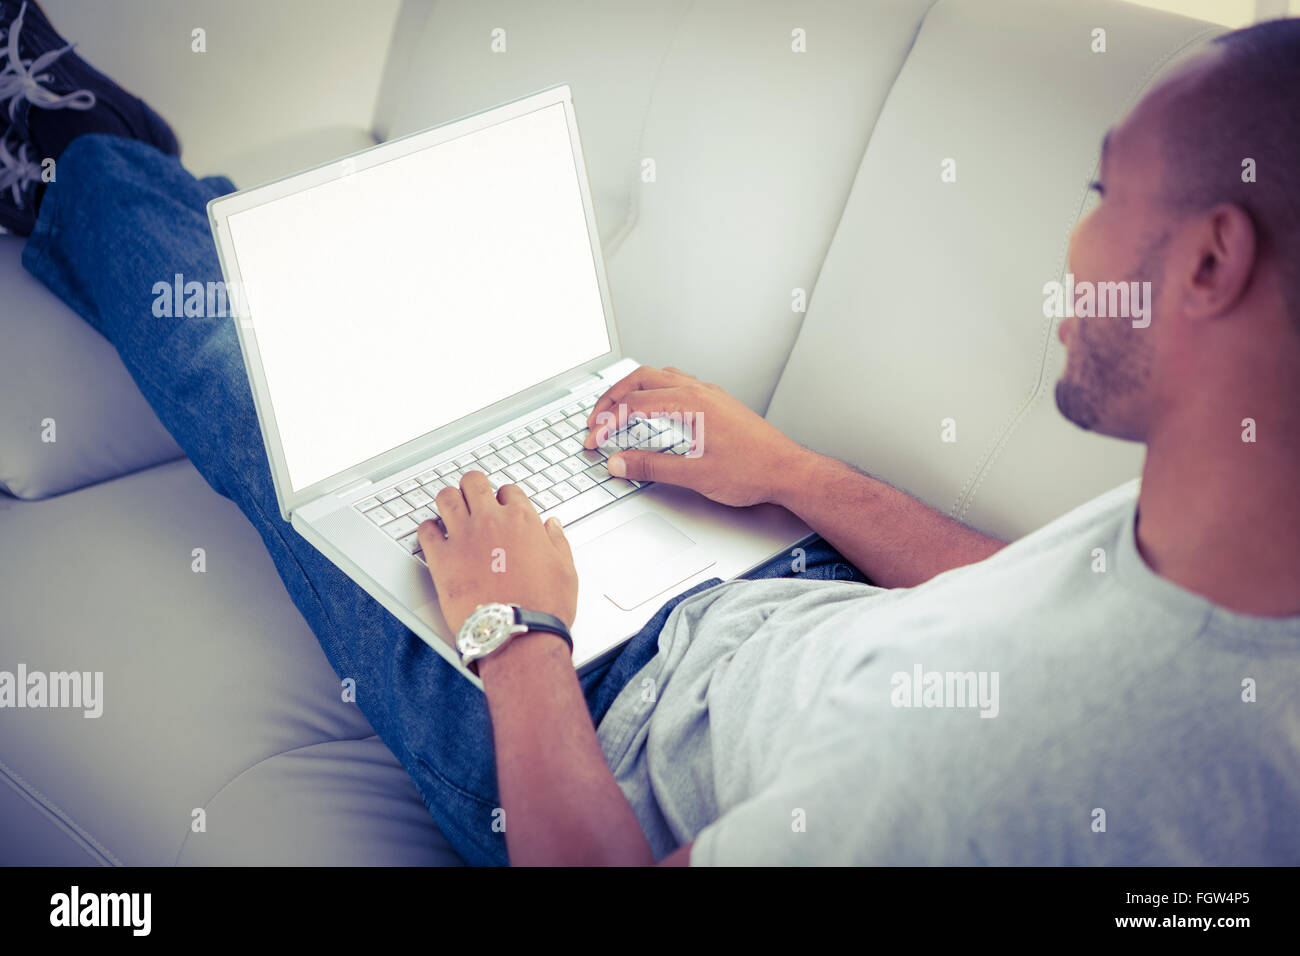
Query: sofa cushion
0 236 185 500
765 0 1221 541
174 736 463 865
0 458 460 865
607 0 942 413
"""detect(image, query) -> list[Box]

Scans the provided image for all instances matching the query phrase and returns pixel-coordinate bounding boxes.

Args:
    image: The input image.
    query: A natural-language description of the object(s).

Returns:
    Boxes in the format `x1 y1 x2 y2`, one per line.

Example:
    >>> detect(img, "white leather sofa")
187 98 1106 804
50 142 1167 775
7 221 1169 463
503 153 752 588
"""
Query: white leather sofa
0 0 1221 865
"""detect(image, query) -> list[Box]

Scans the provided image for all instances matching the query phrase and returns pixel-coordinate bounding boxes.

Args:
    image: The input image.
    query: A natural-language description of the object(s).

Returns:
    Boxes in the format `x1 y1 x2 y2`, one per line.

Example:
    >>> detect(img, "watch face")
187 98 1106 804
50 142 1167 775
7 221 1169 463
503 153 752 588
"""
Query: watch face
461 604 514 653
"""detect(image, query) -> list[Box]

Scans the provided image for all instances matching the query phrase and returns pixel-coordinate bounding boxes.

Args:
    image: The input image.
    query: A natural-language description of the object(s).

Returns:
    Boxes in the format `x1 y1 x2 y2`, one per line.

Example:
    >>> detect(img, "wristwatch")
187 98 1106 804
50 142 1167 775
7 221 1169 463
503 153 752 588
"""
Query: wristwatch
455 603 573 671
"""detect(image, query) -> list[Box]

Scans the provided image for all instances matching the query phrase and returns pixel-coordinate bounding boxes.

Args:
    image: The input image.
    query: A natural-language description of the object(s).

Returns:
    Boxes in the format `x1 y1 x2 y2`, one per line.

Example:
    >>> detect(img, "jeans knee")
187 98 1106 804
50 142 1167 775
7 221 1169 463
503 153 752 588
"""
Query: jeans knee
56 133 171 196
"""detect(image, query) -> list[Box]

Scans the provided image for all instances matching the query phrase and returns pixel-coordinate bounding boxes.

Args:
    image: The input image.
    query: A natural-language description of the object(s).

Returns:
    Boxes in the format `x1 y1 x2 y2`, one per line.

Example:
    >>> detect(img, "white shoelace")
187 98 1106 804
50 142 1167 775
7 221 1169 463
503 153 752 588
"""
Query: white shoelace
0 1 96 124
0 132 41 207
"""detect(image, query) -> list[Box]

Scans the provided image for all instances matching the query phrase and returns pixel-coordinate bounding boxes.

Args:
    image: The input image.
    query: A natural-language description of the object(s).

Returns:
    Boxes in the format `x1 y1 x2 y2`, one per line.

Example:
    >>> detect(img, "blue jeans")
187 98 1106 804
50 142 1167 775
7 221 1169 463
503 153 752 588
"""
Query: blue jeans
22 134 871 866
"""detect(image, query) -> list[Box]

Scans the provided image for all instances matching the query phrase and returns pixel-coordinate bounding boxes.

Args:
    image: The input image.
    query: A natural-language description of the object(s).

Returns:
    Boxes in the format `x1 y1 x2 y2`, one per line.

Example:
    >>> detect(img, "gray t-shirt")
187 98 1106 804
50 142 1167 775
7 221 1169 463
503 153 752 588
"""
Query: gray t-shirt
595 479 1300 864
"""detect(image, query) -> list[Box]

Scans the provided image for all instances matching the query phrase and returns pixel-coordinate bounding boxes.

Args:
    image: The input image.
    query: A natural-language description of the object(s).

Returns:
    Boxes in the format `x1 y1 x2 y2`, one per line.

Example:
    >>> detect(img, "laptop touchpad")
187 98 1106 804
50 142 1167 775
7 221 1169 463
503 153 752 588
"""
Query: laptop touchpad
574 512 716 611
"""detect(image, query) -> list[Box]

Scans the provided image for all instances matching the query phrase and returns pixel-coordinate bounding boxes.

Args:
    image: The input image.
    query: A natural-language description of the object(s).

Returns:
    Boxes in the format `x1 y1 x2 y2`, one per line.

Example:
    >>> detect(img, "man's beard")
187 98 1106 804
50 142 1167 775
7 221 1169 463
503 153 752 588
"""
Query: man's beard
1055 231 1168 438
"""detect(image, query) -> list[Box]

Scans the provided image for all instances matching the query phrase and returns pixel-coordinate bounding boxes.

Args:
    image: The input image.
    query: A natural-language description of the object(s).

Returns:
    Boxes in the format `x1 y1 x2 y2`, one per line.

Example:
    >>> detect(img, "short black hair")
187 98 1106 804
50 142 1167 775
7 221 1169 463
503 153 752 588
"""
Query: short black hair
1157 18 1300 330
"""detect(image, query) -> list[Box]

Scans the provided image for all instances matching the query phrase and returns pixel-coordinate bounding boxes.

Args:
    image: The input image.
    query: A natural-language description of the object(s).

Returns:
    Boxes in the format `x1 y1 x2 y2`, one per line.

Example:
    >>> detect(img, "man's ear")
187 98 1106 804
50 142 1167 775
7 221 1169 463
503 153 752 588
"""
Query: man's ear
1183 202 1257 321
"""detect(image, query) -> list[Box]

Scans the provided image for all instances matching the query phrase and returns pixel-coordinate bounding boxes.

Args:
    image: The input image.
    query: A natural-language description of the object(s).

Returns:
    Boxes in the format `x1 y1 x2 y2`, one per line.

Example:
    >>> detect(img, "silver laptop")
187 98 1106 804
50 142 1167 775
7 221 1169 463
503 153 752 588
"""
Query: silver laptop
207 83 810 684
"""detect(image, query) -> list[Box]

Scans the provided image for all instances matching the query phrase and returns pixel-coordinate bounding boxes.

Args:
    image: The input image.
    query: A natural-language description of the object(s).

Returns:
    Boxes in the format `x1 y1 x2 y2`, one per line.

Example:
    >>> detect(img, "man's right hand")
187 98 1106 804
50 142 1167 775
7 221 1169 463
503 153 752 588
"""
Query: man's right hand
583 365 813 508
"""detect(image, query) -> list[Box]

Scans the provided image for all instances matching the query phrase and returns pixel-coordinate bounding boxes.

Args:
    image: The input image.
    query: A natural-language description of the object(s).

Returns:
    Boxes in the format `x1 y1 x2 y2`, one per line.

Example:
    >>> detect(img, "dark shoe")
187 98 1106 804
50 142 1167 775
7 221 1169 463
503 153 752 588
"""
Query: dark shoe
0 0 179 165
0 127 39 233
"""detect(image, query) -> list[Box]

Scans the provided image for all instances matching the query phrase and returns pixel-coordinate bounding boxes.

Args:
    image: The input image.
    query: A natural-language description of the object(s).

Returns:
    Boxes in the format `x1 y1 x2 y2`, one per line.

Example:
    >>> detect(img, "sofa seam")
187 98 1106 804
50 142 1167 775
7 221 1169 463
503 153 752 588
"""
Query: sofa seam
171 732 382 865
364 0 430 143
948 22 1225 523
16 450 191 504
600 0 697 261
763 0 942 415
0 754 122 866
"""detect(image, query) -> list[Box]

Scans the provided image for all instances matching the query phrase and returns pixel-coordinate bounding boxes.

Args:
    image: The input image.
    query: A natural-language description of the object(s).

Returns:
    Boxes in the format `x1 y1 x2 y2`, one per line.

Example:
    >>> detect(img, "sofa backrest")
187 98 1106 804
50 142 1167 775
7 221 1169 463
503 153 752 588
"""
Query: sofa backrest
374 0 1224 539
765 0 1221 538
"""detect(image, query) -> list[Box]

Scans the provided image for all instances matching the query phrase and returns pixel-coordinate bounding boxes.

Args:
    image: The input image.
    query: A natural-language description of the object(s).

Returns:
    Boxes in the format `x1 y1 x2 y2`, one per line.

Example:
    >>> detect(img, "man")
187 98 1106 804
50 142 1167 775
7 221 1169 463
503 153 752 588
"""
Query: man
4 2 1297 865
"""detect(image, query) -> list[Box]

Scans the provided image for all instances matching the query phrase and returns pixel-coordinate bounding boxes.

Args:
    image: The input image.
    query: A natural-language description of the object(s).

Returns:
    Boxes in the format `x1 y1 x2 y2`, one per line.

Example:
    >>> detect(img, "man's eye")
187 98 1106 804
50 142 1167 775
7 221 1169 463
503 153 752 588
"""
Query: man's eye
1088 180 1105 197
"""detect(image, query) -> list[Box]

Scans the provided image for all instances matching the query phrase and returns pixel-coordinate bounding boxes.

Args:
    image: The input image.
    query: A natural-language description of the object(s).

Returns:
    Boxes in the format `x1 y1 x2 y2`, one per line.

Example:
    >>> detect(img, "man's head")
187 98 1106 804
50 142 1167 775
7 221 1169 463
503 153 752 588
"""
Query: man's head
1056 18 1300 441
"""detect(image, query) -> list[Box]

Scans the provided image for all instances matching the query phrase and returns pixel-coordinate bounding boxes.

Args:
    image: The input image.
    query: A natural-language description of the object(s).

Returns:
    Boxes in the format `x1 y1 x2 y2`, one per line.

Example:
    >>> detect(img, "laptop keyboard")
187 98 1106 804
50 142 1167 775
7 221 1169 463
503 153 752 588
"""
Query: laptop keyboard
352 391 693 564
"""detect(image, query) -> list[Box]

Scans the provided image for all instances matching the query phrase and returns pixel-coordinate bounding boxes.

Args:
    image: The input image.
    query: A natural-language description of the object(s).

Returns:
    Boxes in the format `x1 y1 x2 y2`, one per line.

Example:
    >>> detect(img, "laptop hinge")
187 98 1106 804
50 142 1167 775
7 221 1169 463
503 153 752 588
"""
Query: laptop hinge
334 476 374 498
567 373 603 395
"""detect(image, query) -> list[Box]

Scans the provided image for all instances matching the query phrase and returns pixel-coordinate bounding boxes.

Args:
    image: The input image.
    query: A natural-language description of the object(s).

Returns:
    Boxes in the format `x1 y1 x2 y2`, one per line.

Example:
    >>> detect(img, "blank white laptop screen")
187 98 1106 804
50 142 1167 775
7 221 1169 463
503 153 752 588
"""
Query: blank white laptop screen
225 102 612 493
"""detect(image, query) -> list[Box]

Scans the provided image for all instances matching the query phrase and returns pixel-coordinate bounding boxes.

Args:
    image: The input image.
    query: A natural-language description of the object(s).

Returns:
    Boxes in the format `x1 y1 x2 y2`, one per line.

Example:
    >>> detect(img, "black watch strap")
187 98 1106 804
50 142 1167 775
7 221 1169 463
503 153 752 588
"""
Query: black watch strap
513 606 573 652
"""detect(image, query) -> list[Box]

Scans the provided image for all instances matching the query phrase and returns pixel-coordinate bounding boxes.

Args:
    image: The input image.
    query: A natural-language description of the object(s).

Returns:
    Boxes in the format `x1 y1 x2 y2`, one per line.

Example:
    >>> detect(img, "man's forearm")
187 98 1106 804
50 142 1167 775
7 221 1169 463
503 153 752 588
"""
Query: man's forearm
771 451 1005 588
478 631 654 866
